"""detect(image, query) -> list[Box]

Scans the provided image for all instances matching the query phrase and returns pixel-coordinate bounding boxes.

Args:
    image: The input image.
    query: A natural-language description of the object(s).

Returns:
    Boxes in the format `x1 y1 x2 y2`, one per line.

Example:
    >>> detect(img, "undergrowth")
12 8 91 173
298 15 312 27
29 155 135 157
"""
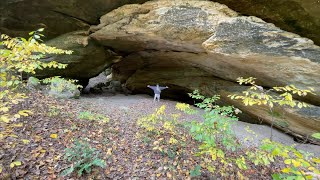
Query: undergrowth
62 139 106 177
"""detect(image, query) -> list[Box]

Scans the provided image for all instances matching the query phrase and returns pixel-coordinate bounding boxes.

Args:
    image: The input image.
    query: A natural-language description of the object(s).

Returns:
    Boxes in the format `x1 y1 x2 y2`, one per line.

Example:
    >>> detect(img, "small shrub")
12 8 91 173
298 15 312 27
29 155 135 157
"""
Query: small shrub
188 90 220 111
137 105 186 161
185 90 239 151
175 103 197 115
0 29 71 123
62 139 106 177
260 139 320 179
229 77 315 140
77 111 109 123
176 91 243 177
48 106 61 117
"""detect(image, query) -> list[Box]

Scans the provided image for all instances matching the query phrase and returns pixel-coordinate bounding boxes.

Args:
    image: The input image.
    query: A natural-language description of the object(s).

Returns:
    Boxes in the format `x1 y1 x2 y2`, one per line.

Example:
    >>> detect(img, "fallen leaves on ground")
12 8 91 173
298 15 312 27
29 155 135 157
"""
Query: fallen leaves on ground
0 92 284 179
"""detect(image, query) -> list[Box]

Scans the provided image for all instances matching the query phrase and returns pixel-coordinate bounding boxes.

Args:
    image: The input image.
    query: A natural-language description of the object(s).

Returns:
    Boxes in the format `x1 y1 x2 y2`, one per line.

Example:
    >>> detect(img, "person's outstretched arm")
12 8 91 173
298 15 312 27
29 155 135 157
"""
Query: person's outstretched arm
147 85 156 90
159 86 169 90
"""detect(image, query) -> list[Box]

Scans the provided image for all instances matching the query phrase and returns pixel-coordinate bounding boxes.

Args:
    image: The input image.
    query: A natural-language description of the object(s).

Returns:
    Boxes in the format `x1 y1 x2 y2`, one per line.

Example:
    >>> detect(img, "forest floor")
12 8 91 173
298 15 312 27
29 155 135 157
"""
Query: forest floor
0 92 319 179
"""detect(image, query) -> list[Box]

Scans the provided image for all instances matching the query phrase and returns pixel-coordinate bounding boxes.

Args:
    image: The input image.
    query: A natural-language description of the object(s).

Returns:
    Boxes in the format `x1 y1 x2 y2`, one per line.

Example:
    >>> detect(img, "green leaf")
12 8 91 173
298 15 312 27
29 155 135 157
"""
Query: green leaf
217 149 225 158
271 147 281 156
190 165 201 177
92 159 106 168
271 173 281 180
311 133 320 139
61 167 74 176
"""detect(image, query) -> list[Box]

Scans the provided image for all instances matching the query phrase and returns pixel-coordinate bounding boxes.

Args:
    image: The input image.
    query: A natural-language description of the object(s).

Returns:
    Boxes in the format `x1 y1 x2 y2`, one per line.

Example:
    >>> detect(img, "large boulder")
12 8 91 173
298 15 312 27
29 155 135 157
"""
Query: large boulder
0 0 148 39
91 0 320 140
36 31 118 80
26 77 41 90
47 77 81 99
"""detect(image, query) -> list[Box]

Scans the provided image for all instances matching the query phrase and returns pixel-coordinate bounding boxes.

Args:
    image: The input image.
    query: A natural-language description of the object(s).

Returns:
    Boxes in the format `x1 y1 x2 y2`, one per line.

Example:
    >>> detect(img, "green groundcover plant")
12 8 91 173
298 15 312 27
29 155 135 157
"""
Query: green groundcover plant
62 139 106 177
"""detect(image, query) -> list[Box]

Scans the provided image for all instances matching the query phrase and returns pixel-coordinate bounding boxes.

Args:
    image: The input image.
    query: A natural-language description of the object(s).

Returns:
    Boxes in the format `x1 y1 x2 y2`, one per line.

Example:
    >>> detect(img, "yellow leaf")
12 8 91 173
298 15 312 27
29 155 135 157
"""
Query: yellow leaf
18 110 32 117
308 167 315 171
50 134 58 139
166 172 172 178
14 114 21 119
0 166 2 173
282 168 291 173
9 134 18 138
312 158 320 163
10 161 22 168
13 123 23 127
237 171 244 180
284 159 292 164
294 151 303 158
207 165 215 173
210 151 217 161
305 175 313 180
0 115 10 123
0 107 9 112
22 139 30 144
106 148 112 156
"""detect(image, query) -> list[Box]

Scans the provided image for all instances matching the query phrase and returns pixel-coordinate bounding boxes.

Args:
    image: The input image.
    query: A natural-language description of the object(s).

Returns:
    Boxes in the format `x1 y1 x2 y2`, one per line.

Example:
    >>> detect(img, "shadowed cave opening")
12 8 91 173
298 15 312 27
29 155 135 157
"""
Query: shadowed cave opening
82 72 265 125
81 70 319 146
131 84 195 104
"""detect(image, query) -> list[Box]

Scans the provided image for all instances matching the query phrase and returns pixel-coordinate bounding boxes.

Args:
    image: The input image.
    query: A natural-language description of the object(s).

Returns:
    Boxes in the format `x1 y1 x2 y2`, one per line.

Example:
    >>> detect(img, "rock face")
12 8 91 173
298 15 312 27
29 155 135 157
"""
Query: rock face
36 31 117 80
212 0 320 46
1 0 319 46
90 0 320 141
0 0 148 39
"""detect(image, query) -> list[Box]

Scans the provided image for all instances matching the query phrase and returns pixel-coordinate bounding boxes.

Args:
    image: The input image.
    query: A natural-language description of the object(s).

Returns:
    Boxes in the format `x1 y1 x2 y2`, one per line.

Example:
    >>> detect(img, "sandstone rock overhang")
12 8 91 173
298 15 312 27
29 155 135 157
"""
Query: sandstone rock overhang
0 0 149 39
89 0 320 143
1 0 319 46
36 31 119 81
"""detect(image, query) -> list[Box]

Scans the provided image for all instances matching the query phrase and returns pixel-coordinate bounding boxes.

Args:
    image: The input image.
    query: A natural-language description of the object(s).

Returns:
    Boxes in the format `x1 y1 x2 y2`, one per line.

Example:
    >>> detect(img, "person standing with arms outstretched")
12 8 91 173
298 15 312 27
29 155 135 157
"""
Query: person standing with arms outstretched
147 84 169 102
